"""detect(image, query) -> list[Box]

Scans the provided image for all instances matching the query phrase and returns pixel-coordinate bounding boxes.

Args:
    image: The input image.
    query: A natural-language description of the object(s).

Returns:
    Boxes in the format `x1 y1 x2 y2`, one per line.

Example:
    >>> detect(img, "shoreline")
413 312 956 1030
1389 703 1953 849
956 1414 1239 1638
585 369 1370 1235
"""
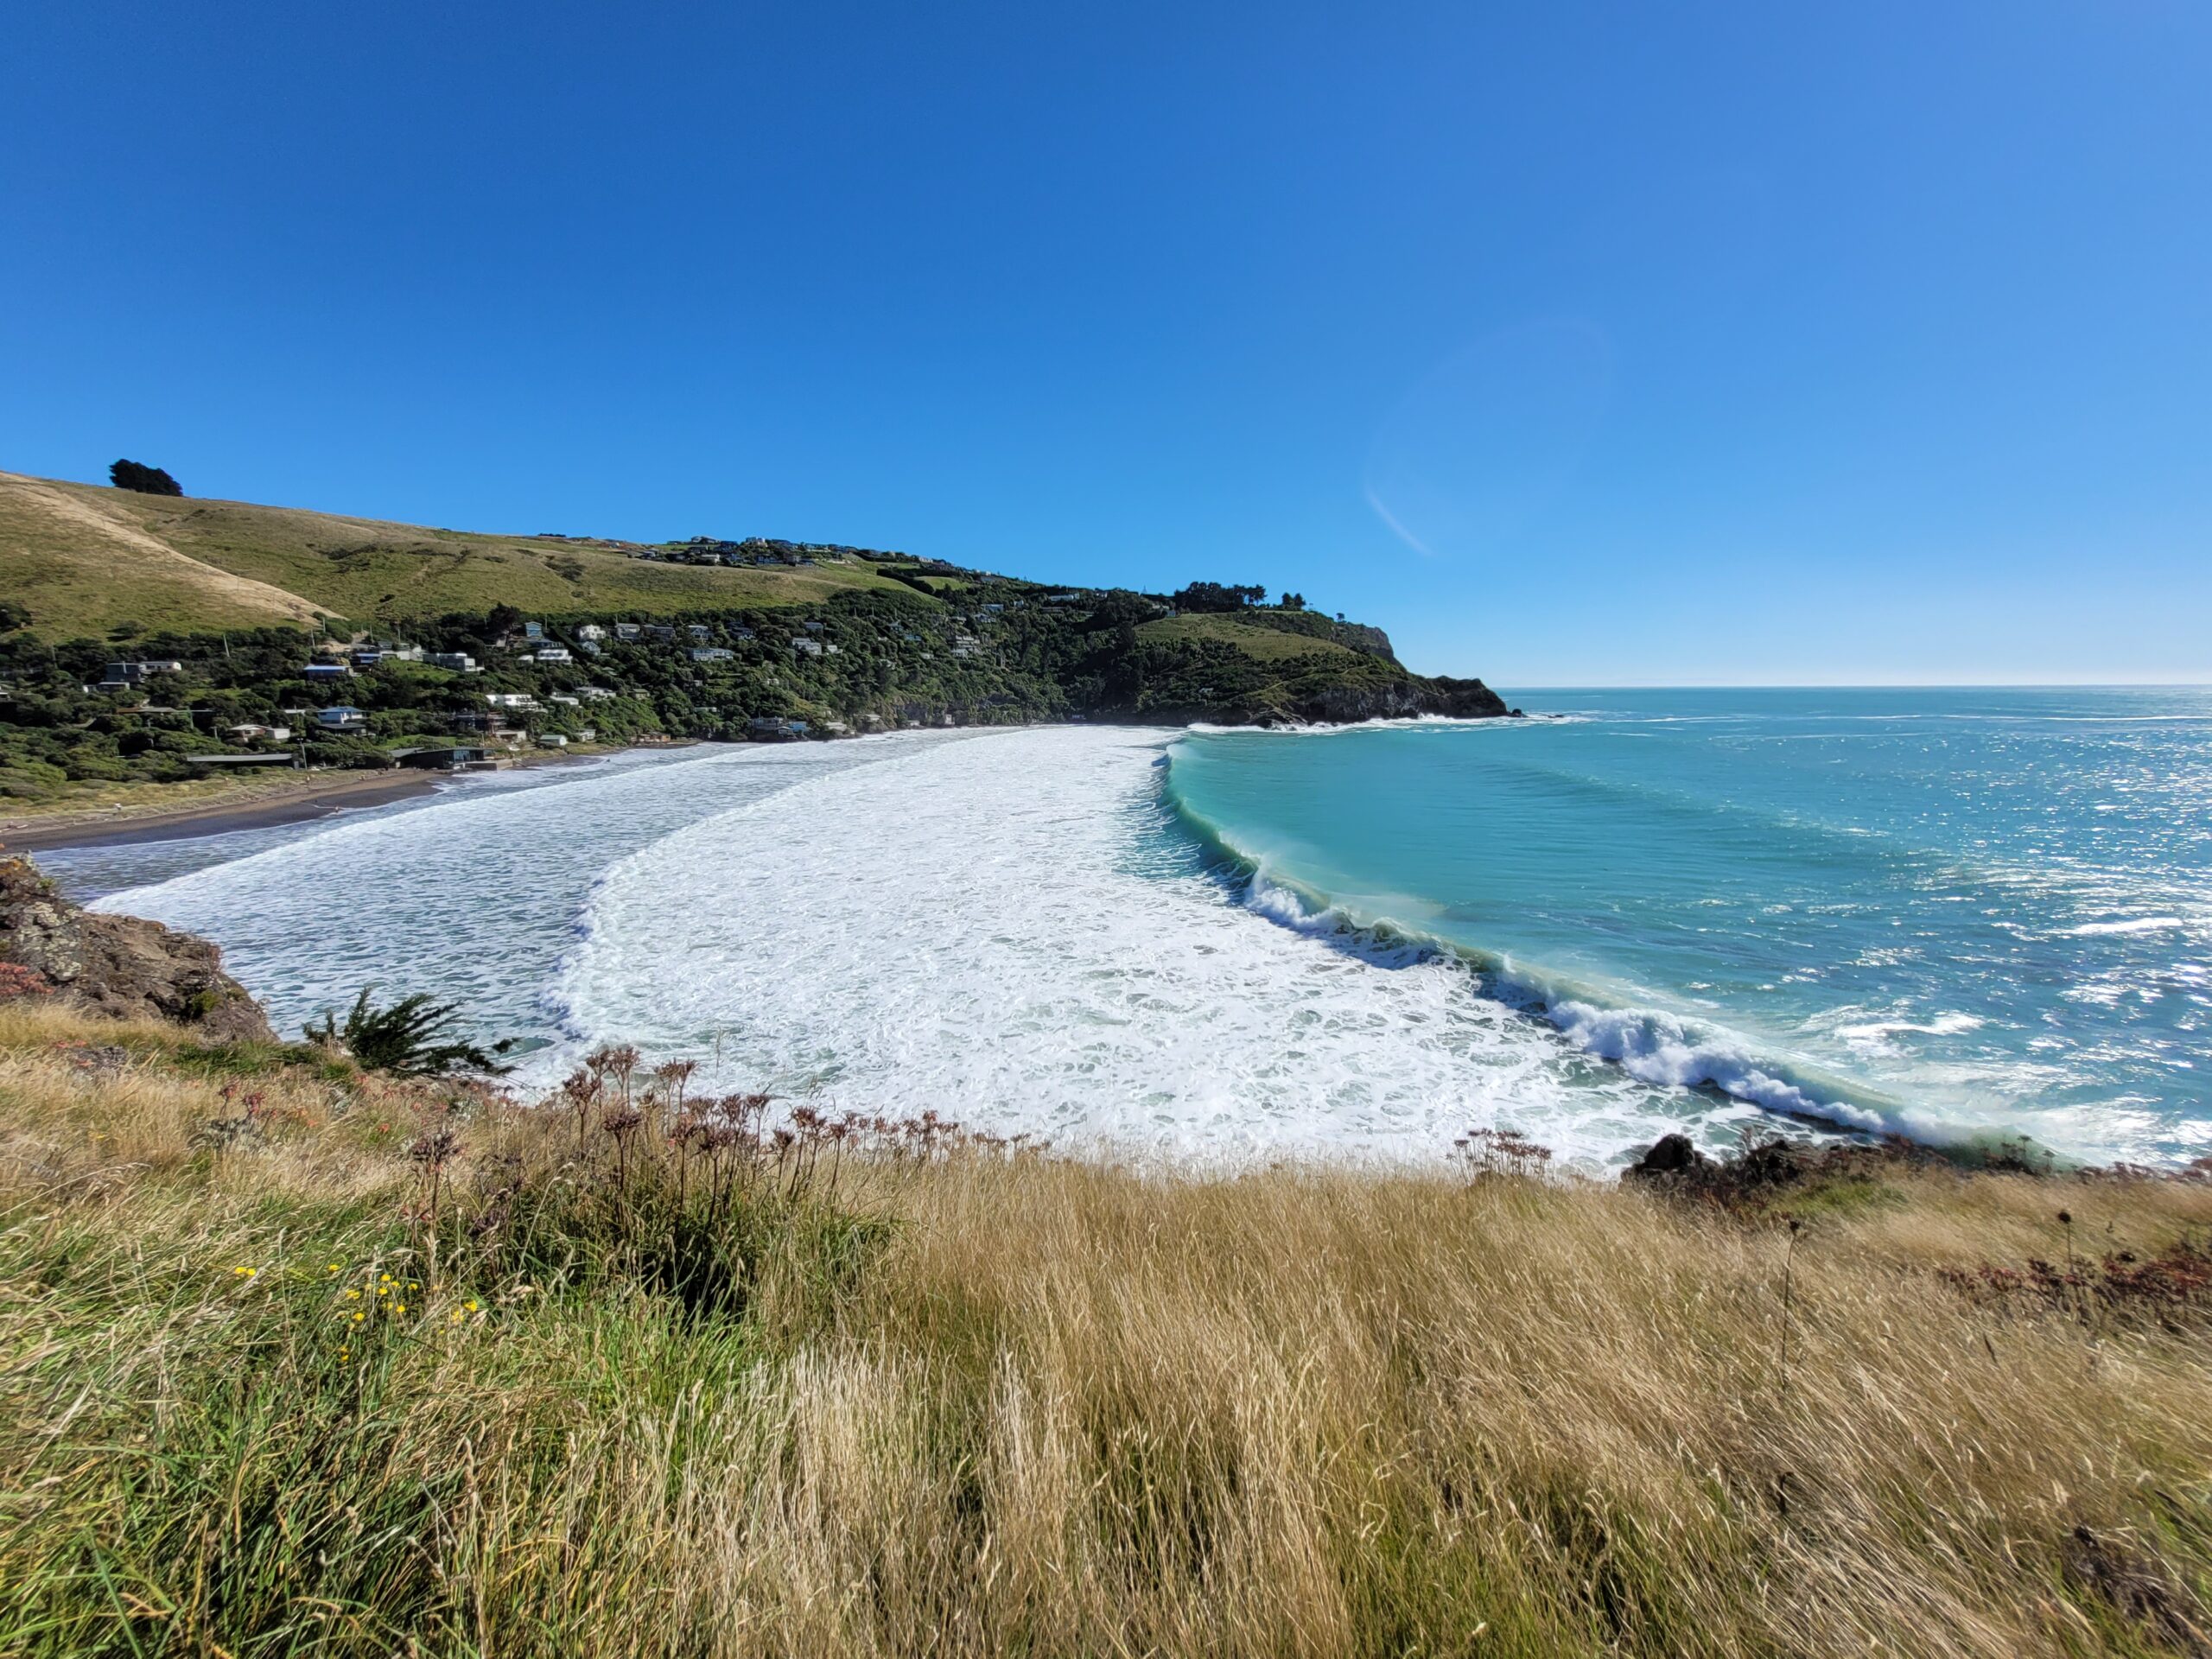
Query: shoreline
0 747 626 854
0 770 443 853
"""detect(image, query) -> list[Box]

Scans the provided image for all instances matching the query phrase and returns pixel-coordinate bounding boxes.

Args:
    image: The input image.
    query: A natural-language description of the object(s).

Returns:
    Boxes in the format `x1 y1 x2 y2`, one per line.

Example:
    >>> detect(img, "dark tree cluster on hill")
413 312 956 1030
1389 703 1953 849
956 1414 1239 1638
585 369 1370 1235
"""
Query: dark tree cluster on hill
109 460 183 497
1171 582 1267 613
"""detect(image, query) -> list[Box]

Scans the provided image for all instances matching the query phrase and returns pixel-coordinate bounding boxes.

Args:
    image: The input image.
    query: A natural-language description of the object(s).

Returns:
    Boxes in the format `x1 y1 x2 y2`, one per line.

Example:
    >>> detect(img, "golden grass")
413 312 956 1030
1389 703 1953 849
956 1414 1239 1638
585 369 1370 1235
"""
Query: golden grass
3 1002 2211 1656
1139 611 1363 664
0 472 918 639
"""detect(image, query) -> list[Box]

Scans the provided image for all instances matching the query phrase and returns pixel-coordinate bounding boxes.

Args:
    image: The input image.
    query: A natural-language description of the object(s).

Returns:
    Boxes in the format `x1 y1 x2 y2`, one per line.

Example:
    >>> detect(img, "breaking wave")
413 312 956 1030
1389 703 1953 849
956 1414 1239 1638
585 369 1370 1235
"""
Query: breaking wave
552 727 1769 1167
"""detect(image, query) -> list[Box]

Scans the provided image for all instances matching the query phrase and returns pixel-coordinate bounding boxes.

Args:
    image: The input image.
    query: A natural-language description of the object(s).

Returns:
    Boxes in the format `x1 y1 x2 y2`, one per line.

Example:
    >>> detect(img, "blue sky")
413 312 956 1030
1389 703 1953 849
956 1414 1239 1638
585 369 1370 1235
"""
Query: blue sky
3 1 2207 685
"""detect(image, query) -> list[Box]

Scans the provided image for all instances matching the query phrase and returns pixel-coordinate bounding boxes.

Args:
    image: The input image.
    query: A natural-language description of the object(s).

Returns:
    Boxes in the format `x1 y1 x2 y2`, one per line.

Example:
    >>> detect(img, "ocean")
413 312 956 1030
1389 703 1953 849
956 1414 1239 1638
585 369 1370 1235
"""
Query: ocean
43 687 2212 1170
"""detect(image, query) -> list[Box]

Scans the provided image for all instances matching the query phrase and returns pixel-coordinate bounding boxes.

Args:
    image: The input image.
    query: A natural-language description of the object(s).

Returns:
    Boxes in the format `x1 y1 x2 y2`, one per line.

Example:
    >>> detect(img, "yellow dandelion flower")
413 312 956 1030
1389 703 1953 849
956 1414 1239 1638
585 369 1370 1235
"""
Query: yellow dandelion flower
327 1263 341 1274
396 1303 408 1314
377 1286 390 1297
345 1289 360 1300
464 1300 480 1313
352 1312 365 1323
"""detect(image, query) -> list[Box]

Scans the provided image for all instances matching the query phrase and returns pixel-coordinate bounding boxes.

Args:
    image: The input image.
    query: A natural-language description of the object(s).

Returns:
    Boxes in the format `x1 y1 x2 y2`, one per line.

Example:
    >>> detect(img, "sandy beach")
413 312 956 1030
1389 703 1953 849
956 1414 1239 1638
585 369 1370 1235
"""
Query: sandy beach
0 770 444 853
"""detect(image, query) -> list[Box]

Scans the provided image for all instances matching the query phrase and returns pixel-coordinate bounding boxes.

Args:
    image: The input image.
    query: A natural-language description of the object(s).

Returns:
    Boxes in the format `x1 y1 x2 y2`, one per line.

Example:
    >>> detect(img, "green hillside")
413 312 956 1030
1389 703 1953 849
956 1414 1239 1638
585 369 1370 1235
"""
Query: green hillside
0 468 1512 811
0 471 911 640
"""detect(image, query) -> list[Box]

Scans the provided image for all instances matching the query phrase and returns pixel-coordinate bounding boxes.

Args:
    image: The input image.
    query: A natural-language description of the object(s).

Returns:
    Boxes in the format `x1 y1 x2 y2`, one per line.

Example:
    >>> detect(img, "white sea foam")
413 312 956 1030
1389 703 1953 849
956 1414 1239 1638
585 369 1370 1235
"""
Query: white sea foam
554 727 1757 1166
86 736 979 1046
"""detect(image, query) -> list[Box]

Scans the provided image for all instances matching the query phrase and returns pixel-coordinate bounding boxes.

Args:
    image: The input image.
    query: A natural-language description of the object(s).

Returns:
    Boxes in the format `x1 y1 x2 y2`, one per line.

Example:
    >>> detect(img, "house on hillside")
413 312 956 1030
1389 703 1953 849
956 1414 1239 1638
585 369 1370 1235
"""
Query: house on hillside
533 646 572 664
304 662 352 682
614 623 642 641
691 647 734 663
687 624 711 640
314 706 368 733
428 652 480 673
577 624 607 642
99 663 156 689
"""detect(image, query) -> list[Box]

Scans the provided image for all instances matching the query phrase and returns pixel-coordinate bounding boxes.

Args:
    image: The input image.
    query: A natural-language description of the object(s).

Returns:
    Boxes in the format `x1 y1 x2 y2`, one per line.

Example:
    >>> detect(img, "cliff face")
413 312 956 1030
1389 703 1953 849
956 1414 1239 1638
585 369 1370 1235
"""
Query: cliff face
0 855 277 1041
1279 674 1510 725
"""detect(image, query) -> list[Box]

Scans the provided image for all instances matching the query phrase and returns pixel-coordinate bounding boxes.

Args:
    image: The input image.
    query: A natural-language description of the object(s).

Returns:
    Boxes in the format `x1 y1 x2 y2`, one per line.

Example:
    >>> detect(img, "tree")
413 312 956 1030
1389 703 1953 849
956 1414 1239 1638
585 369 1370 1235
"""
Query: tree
1171 582 1266 613
306 988 513 1076
0 599 29 633
1280 593 1306 611
110 459 183 497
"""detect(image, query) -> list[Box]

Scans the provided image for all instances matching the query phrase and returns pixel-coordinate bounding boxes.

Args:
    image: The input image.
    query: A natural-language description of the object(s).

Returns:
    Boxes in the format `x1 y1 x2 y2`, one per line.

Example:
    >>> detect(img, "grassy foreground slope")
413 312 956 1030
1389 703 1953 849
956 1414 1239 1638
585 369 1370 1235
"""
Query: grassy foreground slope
4 999 2212 1656
0 470 911 639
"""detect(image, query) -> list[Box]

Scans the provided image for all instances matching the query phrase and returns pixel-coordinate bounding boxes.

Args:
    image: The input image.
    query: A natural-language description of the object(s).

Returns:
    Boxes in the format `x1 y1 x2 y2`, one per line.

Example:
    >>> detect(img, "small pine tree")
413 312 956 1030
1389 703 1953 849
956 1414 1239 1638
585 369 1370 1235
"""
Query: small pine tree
306 988 513 1076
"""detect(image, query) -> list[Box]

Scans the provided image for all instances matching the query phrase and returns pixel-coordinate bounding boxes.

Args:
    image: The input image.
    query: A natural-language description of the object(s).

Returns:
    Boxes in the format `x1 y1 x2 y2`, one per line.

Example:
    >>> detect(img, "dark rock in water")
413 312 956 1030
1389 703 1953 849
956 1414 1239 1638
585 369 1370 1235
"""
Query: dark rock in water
1625 1133 1707 1180
0 855 277 1042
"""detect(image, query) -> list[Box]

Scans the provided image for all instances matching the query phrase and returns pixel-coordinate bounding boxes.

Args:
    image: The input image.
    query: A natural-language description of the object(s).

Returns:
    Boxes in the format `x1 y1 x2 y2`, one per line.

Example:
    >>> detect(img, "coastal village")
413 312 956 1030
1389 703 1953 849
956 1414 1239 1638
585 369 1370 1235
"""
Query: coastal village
0 530 1499 806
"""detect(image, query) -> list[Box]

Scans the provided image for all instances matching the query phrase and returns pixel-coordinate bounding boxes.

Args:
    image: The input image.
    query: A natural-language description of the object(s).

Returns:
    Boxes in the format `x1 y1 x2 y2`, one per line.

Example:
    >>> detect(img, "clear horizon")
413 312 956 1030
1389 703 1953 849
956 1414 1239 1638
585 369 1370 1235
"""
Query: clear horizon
4 2 2207 686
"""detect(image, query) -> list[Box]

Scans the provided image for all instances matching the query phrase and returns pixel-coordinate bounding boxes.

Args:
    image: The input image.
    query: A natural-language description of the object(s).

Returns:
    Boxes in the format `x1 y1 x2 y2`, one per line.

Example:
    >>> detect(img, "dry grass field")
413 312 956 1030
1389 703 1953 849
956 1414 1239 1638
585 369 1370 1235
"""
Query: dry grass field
3 999 2211 1656
0 470 914 639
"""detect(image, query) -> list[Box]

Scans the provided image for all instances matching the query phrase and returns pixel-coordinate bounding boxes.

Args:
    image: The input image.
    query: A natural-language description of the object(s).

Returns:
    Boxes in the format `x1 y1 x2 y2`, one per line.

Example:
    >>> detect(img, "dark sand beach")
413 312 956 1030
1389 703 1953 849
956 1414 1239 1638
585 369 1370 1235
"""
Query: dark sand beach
0 770 441 853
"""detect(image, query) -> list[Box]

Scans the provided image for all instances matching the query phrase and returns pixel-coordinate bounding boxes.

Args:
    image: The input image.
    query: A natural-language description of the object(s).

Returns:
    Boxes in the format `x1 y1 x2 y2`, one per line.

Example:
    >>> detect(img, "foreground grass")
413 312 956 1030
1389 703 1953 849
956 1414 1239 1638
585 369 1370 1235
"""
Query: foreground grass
3 1005 2211 1656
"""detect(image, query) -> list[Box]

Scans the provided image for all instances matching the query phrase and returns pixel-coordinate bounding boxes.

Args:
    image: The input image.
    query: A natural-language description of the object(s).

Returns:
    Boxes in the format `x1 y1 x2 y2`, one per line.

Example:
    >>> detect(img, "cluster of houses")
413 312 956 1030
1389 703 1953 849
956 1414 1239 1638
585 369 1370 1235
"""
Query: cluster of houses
107 588 1058 777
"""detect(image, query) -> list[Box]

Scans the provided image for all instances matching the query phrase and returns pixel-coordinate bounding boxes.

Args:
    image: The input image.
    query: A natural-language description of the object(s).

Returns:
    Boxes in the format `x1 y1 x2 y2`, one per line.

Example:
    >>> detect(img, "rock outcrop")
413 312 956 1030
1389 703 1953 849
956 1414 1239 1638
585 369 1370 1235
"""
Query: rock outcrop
0 855 277 1041
1281 675 1510 725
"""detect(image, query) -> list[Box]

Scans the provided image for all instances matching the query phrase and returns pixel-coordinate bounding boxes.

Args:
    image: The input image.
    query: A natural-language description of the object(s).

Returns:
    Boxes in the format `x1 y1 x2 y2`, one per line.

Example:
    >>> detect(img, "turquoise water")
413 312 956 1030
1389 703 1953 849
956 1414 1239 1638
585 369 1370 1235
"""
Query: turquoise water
1164 689 2212 1165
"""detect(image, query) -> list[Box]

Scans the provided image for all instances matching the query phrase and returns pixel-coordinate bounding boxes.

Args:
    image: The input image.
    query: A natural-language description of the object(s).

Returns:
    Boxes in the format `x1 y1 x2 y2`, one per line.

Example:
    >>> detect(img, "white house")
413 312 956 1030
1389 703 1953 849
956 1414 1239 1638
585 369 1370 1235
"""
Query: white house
314 707 368 733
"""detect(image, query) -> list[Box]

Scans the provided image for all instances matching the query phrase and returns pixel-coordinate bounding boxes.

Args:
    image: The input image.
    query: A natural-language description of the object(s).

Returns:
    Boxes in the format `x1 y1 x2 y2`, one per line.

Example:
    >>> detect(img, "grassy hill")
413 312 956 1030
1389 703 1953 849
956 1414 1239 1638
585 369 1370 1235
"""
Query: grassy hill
0 468 1510 814
1137 611 1366 664
0 471 912 640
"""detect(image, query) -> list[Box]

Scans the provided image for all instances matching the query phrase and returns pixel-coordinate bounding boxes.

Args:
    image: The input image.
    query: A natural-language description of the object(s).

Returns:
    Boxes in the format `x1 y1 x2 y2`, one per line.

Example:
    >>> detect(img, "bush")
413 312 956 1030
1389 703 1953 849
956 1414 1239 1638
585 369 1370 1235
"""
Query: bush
305 988 513 1077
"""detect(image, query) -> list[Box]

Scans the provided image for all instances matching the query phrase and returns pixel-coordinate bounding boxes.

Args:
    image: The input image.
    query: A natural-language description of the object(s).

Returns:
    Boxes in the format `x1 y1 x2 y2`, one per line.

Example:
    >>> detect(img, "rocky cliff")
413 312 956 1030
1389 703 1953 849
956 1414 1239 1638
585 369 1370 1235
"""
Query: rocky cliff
1279 674 1512 725
0 855 277 1041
